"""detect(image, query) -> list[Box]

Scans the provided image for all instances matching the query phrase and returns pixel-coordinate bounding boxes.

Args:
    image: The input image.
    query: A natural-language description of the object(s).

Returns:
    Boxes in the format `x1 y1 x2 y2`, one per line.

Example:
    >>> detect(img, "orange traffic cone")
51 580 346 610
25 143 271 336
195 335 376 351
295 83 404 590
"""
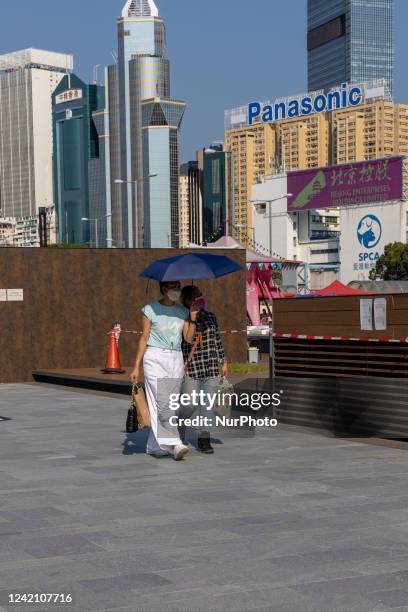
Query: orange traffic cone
101 331 125 374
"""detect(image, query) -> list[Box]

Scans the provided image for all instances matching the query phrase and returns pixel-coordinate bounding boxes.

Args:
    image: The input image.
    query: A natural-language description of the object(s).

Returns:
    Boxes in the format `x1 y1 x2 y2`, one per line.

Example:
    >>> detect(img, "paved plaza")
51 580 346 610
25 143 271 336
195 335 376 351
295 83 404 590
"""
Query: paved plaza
1 384 408 612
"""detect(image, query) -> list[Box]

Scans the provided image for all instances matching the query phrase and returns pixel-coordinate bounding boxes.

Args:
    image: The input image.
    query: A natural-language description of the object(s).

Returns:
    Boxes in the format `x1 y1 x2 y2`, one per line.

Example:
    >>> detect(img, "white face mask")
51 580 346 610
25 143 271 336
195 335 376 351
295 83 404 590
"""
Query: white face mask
167 289 181 302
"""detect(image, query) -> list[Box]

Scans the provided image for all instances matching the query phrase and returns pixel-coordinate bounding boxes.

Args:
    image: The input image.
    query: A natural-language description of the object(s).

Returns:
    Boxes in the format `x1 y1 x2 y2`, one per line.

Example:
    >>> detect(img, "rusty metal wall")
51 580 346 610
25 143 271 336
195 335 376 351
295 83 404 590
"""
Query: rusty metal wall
0 248 247 383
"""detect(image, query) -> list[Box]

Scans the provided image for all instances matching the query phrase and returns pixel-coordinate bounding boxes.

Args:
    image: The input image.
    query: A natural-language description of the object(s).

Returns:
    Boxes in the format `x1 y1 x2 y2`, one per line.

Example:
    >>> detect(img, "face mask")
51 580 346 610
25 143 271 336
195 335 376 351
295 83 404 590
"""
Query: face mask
195 297 206 310
167 289 181 302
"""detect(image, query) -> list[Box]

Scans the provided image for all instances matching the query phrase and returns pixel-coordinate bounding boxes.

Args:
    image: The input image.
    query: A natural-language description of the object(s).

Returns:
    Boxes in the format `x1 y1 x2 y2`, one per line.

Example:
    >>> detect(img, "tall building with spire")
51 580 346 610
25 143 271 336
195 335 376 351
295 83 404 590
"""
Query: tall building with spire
105 0 185 248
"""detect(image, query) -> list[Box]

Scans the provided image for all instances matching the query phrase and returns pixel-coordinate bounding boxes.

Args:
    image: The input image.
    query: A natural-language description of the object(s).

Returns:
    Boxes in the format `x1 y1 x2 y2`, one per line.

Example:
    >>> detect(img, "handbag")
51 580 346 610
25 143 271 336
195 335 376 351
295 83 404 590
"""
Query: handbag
126 403 138 433
132 384 151 429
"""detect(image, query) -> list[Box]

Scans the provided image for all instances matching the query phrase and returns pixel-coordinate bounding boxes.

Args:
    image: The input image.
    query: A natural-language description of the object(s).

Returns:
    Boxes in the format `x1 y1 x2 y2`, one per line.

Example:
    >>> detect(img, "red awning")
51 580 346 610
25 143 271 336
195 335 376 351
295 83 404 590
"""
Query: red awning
312 280 374 296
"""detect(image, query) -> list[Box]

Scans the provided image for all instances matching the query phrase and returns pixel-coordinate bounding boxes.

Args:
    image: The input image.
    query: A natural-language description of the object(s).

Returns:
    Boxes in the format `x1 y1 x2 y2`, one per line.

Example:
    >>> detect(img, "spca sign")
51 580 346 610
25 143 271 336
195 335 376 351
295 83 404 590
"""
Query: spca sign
355 214 382 271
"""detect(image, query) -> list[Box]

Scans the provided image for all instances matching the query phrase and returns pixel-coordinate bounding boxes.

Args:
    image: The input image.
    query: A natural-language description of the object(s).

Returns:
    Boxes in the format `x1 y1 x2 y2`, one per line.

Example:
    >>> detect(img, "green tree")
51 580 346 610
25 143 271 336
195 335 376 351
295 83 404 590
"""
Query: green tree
369 242 408 280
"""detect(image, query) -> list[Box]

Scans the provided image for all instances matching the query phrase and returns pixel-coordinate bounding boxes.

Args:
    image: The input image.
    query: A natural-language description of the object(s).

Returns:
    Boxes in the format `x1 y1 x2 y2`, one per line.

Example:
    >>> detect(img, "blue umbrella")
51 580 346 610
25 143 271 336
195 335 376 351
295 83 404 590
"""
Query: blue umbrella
140 253 242 281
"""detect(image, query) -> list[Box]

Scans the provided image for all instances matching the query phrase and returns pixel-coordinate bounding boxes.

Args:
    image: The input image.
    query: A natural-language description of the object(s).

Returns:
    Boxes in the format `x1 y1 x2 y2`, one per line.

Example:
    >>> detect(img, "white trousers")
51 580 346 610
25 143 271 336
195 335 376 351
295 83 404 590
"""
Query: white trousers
143 347 184 453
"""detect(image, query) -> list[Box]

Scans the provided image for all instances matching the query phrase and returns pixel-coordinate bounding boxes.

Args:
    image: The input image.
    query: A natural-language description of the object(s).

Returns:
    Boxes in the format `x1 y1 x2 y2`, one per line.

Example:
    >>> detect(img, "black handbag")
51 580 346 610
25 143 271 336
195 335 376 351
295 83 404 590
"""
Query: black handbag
126 403 138 433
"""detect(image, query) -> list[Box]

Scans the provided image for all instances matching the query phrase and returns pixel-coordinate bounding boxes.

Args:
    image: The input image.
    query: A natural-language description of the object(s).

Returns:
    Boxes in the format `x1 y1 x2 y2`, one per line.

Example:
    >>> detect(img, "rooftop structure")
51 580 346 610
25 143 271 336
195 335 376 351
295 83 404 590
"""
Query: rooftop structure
122 0 159 17
225 80 391 131
0 48 73 73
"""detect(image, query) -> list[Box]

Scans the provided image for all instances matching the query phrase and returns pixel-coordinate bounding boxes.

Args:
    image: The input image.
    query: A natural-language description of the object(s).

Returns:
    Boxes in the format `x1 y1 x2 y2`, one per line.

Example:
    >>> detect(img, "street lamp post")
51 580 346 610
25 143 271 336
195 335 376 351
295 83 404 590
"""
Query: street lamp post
251 194 293 258
82 213 113 248
81 217 98 248
105 213 112 248
114 173 158 247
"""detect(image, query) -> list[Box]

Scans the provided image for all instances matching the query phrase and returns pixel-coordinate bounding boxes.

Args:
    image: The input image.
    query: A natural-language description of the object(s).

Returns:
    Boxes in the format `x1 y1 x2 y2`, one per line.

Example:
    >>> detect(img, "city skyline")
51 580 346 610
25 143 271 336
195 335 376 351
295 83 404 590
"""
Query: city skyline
2 0 408 161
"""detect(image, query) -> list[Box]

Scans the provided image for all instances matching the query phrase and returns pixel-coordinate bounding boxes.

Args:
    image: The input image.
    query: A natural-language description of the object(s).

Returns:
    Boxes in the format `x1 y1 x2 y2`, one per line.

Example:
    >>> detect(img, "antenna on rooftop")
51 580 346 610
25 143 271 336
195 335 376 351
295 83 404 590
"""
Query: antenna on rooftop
93 64 100 85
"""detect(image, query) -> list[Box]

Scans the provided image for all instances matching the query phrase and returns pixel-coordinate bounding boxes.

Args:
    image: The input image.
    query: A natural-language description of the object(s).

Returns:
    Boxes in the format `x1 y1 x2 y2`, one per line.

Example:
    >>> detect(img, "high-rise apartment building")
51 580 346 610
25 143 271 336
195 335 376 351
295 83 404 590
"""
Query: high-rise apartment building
178 169 190 248
179 161 201 246
332 100 408 163
331 107 365 164
225 98 408 237
277 114 330 172
307 0 394 98
105 0 185 248
0 49 73 219
225 124 275 233
52 74 106 246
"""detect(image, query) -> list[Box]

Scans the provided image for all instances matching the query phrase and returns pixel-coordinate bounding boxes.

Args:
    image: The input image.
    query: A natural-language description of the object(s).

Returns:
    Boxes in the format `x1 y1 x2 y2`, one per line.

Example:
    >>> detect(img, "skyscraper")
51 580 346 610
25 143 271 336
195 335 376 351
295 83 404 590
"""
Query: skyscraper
179 161 201 247
199 145 233 244
52 74 106 246
307 0 394 98
0 49 73 219
179 166 190 248
105 0 185 248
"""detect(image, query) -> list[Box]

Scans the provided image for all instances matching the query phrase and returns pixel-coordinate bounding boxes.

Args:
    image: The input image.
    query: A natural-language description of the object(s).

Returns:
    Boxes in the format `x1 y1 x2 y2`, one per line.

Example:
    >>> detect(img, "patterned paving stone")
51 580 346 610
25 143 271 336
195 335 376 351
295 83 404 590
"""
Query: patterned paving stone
1 383 408 612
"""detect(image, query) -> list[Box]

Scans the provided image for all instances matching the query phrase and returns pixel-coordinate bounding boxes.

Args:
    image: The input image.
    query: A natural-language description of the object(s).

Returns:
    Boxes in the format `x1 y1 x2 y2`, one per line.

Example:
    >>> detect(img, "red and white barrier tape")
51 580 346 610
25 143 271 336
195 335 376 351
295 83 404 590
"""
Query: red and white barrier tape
117 329 247 336
108 327 408 345
273 332 408 345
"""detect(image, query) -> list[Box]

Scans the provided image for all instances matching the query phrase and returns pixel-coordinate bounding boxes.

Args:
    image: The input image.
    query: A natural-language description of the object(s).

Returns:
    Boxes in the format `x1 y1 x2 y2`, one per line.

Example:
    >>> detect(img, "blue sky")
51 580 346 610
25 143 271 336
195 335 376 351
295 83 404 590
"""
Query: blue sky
2 0 407 162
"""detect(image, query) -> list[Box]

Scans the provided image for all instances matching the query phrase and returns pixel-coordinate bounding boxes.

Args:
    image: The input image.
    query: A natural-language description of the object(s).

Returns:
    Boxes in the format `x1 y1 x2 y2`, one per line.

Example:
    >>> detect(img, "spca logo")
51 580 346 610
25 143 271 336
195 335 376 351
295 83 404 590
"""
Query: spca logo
357 215 382 249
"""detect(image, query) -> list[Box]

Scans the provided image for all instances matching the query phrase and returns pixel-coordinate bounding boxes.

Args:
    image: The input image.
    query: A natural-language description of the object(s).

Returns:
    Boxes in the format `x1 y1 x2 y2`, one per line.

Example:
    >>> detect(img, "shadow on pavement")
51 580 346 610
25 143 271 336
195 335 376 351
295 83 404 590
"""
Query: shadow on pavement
121 429 149 455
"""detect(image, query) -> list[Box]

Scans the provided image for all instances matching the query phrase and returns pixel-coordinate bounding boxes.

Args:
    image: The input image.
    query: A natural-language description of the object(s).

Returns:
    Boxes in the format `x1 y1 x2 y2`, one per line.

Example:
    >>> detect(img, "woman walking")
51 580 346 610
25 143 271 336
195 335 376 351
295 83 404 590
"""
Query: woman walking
180 285 228 454
130 281 198 460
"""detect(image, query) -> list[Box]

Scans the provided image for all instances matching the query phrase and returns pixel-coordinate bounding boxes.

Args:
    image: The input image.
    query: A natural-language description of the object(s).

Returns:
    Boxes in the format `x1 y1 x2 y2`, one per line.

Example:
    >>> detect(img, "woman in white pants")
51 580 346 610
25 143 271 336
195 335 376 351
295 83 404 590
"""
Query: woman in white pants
130 281 198 461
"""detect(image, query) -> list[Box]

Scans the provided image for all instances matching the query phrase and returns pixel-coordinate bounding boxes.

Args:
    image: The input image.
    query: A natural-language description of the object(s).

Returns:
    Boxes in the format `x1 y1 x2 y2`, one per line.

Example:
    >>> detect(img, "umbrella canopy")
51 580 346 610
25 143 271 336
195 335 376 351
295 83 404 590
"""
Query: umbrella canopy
312 280 373 297
140 253 242 282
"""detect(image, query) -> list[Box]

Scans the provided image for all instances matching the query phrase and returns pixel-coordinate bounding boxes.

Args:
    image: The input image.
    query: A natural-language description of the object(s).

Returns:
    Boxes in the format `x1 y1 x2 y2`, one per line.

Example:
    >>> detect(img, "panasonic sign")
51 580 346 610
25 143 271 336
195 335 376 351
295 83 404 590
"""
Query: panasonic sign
248 83 363 126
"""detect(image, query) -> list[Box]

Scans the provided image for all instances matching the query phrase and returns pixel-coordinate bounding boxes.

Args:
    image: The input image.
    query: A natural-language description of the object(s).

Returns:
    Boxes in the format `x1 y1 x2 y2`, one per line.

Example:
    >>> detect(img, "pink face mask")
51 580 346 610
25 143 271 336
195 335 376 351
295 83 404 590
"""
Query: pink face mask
195 297 206 310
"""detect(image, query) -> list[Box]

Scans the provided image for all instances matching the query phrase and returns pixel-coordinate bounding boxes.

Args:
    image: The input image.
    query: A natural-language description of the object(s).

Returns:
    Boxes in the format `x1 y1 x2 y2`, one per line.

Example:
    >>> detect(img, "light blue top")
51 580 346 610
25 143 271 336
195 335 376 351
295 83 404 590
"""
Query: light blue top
142 301 189 351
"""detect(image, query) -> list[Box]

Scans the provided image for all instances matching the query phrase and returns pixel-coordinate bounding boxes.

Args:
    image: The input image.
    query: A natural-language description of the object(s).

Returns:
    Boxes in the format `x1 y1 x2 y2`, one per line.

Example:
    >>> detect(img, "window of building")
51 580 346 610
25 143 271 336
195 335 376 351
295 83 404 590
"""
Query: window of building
310 248 339 255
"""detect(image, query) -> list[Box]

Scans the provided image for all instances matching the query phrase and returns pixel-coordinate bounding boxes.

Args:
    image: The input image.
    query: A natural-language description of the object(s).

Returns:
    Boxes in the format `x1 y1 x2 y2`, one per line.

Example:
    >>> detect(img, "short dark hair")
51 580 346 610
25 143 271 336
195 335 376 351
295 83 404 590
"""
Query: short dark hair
159 281 170 295
159 281 181 295
181 285 201 307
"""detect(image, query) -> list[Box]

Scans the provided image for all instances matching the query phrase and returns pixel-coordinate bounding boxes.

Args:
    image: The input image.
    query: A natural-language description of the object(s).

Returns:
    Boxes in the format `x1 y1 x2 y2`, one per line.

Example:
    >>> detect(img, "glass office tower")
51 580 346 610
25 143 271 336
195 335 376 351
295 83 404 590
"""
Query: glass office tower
308 0 394 98
199 144 233 244
53 74 106 246
105 0 185 248
141 98 185 247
